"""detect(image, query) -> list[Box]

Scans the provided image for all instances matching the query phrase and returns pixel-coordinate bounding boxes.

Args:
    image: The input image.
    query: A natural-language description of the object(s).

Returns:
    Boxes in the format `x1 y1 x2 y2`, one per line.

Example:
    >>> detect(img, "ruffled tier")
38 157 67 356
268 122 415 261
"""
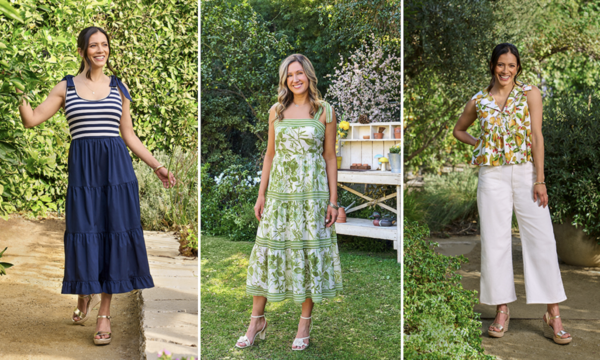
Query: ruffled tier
65 180 141 233
246 197 343 303
257 198 334 241
62 226 154 294
246 245 343 303
68 136 136 187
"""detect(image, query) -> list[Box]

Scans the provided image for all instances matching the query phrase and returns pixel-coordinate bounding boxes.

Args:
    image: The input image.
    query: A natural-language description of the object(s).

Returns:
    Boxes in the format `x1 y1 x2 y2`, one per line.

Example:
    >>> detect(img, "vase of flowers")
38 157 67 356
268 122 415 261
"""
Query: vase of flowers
388 144 401 173
336 117 350 169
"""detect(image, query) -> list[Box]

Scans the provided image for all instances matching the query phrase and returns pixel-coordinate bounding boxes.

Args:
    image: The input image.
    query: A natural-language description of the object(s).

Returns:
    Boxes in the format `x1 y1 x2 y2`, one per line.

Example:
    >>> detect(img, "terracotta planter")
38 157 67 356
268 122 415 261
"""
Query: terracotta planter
336 156 342 169
394 128 402 139
336 207 346 223
553 218 600 267
373 133 384 139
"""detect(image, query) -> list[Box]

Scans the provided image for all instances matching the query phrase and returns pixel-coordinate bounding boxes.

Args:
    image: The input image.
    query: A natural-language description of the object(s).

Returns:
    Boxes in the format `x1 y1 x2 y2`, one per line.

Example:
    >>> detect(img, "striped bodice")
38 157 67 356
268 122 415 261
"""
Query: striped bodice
62 75 132 140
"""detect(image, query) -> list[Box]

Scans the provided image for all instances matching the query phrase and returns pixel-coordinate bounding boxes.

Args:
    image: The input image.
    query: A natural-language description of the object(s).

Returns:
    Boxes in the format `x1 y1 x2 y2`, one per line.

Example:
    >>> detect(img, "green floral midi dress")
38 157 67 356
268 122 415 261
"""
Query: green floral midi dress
246 101 343 304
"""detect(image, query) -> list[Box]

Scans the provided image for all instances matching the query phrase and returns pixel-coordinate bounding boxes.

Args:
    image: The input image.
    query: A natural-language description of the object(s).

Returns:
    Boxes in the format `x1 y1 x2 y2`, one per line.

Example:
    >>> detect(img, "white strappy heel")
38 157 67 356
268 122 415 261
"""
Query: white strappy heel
292 315 313 351
235 314 267 349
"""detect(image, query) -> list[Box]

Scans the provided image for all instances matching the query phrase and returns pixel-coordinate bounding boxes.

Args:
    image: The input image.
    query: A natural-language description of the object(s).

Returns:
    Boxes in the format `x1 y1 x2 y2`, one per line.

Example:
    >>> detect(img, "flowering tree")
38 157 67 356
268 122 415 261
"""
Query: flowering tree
325 35 401 123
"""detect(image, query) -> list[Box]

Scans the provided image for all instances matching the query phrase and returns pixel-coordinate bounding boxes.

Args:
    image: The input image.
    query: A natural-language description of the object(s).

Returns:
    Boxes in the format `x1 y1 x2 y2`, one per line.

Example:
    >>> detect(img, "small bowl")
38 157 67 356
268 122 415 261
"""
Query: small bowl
363 135 370 139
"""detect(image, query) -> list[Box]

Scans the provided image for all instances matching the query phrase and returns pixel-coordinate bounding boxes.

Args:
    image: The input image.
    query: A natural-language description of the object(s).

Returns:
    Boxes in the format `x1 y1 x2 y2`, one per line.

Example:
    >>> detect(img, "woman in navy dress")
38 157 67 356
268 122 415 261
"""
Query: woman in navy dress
17 26 176 345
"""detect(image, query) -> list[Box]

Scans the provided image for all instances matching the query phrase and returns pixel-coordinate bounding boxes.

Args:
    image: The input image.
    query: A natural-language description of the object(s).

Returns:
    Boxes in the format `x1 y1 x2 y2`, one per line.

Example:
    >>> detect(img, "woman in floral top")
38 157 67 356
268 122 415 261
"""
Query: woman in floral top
453 43 571 345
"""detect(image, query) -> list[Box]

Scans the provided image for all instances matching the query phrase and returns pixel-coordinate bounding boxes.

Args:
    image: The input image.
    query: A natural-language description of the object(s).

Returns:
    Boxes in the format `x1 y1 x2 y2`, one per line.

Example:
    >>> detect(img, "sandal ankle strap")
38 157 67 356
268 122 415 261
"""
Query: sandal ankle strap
300 316 312 320
250 314 265 319
97 315 111 320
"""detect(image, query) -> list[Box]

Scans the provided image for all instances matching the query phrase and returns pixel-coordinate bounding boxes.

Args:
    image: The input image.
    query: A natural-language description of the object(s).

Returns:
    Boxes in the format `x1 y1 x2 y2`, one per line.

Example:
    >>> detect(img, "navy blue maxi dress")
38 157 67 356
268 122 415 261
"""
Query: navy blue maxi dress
60 75 154 294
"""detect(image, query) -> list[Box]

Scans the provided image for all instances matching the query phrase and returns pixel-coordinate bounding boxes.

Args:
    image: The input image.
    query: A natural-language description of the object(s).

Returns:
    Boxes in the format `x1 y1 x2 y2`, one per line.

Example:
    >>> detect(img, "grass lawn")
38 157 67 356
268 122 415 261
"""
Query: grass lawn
200 235 400 359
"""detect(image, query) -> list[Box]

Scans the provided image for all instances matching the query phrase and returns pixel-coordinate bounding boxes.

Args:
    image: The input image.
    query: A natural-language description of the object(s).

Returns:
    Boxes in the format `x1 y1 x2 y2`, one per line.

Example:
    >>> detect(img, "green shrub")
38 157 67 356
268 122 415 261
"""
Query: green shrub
545 88 600 242
404 220 493 359
0 247 13 276
133 147 198 233
201 163 261 242
419 169 479 232
0 0 197 218
403 188 426 224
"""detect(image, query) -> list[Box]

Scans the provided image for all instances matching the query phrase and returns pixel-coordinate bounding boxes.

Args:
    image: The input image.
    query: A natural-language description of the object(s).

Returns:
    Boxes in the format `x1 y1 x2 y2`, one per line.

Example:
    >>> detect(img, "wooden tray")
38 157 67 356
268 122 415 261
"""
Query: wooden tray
350 165 371 170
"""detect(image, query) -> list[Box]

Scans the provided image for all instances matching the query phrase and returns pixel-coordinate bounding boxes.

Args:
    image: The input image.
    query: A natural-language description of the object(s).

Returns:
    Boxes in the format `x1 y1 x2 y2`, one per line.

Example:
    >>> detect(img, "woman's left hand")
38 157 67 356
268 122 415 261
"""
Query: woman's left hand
533 184 548 208
325 205 338 227
156 167 176 189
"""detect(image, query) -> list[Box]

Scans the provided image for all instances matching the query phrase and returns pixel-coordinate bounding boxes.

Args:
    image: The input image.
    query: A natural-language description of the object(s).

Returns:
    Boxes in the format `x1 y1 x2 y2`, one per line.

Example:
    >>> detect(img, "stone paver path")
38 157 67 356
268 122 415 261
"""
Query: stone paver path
434 235 600 359
0 217 140 359
142 231 198 360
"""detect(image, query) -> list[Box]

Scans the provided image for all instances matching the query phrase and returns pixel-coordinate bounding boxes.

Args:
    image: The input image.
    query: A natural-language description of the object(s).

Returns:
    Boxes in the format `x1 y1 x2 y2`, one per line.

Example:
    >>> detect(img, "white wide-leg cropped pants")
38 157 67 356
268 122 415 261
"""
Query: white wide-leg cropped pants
477 162 567 305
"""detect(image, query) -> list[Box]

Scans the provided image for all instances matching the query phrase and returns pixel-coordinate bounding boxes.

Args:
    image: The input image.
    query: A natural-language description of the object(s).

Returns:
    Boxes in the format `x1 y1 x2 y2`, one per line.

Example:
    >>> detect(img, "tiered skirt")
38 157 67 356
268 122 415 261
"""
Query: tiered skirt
61 136 154 294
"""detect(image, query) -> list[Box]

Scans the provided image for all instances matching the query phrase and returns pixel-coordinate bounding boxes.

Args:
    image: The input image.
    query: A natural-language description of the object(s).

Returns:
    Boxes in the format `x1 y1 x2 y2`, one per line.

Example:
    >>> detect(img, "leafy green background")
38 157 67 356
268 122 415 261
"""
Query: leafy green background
0 0 197 218
404 0 600 173
201 0 399 173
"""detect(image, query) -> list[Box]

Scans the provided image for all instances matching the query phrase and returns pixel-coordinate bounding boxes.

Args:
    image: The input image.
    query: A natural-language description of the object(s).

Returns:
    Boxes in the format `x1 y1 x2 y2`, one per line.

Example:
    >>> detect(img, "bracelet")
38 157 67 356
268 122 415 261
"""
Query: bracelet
328 201 339 210
534 181 546 185
153 164 165 173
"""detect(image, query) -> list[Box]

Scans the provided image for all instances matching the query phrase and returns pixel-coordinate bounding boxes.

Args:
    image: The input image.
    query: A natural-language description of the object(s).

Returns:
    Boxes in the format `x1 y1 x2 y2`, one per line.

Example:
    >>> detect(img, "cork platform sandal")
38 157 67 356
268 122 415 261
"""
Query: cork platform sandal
72 294 101 326
543 312 572 345
488 308 510 338
94 315 112 345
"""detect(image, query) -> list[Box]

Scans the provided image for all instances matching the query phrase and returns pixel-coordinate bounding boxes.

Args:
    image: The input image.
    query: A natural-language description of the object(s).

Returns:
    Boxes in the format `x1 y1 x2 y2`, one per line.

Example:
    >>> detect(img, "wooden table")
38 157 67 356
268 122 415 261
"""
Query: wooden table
335 170 401 263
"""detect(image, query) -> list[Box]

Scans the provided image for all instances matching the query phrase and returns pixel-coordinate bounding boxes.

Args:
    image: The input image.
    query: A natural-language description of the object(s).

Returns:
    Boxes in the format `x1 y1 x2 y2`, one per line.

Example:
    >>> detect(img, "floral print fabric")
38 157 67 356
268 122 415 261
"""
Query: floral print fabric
471 83 533 166
246 101 343 303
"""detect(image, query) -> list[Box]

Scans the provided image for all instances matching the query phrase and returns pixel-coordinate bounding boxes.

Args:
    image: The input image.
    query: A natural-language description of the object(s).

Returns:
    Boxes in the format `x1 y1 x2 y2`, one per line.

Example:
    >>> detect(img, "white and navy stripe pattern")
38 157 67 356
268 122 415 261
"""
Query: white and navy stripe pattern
62 75 132 140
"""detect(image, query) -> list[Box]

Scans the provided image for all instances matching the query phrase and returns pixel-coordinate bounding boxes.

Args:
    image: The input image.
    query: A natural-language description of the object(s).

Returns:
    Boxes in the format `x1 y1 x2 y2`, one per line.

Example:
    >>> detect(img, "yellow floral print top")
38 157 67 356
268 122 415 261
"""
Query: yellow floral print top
471 83 533 166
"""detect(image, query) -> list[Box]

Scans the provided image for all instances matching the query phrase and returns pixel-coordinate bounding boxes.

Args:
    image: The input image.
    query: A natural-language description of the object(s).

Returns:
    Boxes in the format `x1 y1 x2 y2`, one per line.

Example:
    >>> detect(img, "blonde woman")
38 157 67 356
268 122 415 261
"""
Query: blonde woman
453 43 571 344
234 54 343 351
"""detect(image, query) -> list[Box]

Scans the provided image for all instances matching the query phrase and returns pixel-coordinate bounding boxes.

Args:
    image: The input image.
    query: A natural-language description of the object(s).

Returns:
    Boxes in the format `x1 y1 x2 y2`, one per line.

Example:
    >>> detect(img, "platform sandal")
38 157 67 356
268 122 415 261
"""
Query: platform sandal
488 308 510 338
235 314 267 349
543 312 572 345
72 294 101 325
292 315 313 351
94 315 112 345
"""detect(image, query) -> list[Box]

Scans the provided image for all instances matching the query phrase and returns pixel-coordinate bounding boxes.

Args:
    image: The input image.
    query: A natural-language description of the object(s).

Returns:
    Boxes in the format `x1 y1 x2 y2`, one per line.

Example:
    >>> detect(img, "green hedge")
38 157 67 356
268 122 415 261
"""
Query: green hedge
0 0 197 218
545 88 600 241
200 163 260 242
404 220 493 359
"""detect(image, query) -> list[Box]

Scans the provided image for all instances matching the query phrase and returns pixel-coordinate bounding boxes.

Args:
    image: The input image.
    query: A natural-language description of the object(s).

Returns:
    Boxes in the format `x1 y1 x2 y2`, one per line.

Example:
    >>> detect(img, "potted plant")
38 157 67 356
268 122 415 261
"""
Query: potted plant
545 88 600 266
388 143 401 173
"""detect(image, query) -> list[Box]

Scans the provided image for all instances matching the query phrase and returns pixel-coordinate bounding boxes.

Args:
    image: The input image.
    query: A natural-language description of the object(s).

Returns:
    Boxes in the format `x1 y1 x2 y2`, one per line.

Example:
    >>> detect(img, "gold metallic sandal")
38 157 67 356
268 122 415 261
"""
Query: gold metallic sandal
543 312 572 345
72 294 101 325
94 315 112 345
488 308 510 338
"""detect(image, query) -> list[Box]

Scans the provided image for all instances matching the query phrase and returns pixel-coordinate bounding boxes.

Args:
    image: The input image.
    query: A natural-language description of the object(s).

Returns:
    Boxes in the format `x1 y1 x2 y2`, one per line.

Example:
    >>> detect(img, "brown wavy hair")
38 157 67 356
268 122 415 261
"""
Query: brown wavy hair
274 54 322 121
77 26 116 80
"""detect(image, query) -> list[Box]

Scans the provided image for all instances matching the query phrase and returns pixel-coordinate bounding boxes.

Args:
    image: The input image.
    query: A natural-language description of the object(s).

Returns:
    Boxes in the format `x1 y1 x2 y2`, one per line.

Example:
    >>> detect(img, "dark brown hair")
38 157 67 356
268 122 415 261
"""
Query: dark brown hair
487 43 522 92
77 27 116 79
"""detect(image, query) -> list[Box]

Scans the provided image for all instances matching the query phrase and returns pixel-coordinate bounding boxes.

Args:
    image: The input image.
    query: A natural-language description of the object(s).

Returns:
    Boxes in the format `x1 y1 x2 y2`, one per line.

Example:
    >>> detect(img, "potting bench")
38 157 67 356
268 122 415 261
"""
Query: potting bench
335 122 402 263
